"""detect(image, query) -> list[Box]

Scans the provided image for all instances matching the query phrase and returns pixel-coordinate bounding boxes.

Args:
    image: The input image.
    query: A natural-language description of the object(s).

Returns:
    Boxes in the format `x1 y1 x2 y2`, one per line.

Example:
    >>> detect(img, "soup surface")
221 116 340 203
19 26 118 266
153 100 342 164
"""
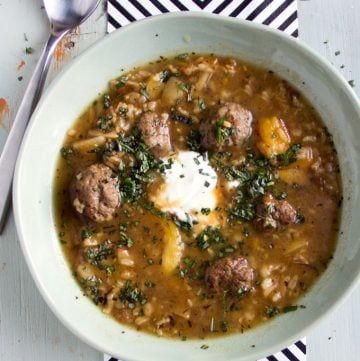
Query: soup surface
54 54 342 339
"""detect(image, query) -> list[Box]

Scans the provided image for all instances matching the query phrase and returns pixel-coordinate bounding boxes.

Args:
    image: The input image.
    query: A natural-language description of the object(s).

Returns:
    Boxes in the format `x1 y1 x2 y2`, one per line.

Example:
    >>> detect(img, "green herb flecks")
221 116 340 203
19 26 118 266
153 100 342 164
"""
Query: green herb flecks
116 76 128 88
276 143 301 166
80 276 105 305
81 228 94 240
25 47 34 54
196 226 225 251
283 305 298 313
118 224 134 248
97 115 113 133
178 82 192 101
266 305 279 318
119 280 148 309
60 147 74 163
199 99 206 111
176 53 189 60
187 130 203 152
215 119 234 144
117 130 165 203
86 239 115 273
103 94 111 109
159 70 178 82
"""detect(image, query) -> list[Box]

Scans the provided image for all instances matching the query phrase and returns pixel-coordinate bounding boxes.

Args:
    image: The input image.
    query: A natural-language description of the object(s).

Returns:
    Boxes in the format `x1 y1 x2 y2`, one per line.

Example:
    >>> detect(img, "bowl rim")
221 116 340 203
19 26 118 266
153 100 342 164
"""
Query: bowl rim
13 10 360 361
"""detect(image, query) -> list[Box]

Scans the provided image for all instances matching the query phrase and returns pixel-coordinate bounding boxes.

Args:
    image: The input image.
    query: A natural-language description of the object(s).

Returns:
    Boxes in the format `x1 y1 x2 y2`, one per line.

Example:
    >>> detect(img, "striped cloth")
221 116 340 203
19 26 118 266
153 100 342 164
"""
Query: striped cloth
107 0 298 37
105 1 304 360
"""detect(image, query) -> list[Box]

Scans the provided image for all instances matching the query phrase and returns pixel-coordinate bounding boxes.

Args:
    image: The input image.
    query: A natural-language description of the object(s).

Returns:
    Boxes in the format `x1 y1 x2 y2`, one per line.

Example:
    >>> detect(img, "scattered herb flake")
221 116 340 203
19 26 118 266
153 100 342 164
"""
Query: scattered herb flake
25 47 34 54
283 305 298 313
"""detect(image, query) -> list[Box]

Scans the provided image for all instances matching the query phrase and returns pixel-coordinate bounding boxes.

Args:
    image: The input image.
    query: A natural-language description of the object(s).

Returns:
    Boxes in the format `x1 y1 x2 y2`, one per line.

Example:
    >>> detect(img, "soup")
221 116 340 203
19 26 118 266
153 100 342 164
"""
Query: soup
54 54 341 339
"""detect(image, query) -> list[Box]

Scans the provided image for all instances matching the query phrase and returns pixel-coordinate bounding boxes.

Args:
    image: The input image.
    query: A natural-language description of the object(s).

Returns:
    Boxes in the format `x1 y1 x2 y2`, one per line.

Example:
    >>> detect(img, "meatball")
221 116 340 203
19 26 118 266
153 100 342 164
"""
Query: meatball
200 102 253 150
70 163 120 223
257 193 297 228
205 254 255 295
138 112 172 157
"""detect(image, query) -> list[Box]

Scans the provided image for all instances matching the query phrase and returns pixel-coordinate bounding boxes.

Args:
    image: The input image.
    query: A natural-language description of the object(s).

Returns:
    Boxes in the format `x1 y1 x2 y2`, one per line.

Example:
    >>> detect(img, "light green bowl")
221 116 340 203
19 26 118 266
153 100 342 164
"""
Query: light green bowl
13 12 360 361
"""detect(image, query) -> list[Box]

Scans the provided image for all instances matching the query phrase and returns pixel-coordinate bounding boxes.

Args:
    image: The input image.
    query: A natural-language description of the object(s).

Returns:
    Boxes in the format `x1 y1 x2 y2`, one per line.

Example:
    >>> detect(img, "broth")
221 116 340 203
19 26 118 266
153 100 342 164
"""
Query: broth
54 54 341 339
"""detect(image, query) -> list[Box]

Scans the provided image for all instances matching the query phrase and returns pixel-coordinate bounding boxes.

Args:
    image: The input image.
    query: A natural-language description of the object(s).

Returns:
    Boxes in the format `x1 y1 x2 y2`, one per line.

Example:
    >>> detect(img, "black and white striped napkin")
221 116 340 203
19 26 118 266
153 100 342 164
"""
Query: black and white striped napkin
107 0 298 37
105 1 304 360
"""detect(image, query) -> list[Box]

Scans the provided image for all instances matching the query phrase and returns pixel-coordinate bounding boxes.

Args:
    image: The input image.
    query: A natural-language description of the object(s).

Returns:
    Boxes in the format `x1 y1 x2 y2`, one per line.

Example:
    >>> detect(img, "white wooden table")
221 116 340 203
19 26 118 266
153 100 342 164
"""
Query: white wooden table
0 1 359 360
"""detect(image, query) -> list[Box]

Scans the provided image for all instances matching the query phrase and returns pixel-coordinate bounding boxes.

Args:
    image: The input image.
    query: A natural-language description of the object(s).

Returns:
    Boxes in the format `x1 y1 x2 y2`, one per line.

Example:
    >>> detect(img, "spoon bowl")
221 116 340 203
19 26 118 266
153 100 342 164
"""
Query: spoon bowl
44 0 100 35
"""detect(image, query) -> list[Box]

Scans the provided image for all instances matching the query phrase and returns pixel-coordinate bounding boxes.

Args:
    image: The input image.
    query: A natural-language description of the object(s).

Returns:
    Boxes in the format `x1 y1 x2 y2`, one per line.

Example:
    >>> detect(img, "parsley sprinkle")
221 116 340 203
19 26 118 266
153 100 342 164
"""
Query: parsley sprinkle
25 47 34 54
283 305 298 313
116 76 127 88
201 208 211 215
199 99 206 111
200 344 209 350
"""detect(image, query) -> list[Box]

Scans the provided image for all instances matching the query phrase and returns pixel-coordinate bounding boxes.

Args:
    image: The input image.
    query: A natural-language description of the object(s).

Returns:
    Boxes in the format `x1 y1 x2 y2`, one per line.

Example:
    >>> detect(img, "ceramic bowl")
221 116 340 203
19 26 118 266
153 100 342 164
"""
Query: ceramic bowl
13 12 360 361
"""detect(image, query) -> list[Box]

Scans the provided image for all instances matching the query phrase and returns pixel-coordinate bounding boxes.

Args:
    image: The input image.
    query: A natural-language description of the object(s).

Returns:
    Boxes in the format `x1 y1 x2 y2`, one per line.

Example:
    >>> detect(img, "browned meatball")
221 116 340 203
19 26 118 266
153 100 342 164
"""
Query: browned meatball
257 193 297 228
200 102 253 150
205 254 255 295
138 112 172 157
70 163 120 223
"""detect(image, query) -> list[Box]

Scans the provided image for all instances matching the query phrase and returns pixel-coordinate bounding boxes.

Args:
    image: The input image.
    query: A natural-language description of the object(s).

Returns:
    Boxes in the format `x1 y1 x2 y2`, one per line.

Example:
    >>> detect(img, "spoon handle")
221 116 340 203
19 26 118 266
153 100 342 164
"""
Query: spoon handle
0 32 66 234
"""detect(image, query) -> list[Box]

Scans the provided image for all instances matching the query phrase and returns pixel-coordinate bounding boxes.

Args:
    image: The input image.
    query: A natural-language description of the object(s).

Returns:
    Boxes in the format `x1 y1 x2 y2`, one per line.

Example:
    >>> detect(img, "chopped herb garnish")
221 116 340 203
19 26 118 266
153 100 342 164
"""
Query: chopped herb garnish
334 50 340 56
86 240 115 267
283 305 298 313
214 119 234 143
17 76 23 81
25 47 34 54
119 224 134 247
200 344 209 350
60 147 74 161
81 228 94 240
196 226 225 250
80 276 104 305
199 99 206 111
173 217 192 232
176 53 189 60
103 94 111 109
200 208 211 215
295 212 305 224
187 130 202 152
276 143 301 166
119 280 147 308
97 115 113 132
159 70 178 82
221 319 228 332
117 130 165 202
118 106 128 119
116 76 127 88
140 87 150 100
145 281 156 288
179 82 192 101
266 305 279 318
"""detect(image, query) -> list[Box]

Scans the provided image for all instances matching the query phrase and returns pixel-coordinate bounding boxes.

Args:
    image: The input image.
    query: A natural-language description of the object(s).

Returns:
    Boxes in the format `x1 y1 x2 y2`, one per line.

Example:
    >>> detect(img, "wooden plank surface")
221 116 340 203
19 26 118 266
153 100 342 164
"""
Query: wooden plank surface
0 1 359 360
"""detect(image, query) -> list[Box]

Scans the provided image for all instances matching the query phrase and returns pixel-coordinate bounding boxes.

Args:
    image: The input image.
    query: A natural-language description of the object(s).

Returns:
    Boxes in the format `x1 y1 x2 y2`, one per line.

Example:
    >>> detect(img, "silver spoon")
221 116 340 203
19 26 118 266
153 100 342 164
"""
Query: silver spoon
0 0 100 233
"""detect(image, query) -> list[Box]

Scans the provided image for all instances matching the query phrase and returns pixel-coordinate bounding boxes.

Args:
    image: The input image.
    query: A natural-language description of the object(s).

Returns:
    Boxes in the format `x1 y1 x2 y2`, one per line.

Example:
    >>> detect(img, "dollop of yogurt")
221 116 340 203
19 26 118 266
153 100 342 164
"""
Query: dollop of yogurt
150 151 218 222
